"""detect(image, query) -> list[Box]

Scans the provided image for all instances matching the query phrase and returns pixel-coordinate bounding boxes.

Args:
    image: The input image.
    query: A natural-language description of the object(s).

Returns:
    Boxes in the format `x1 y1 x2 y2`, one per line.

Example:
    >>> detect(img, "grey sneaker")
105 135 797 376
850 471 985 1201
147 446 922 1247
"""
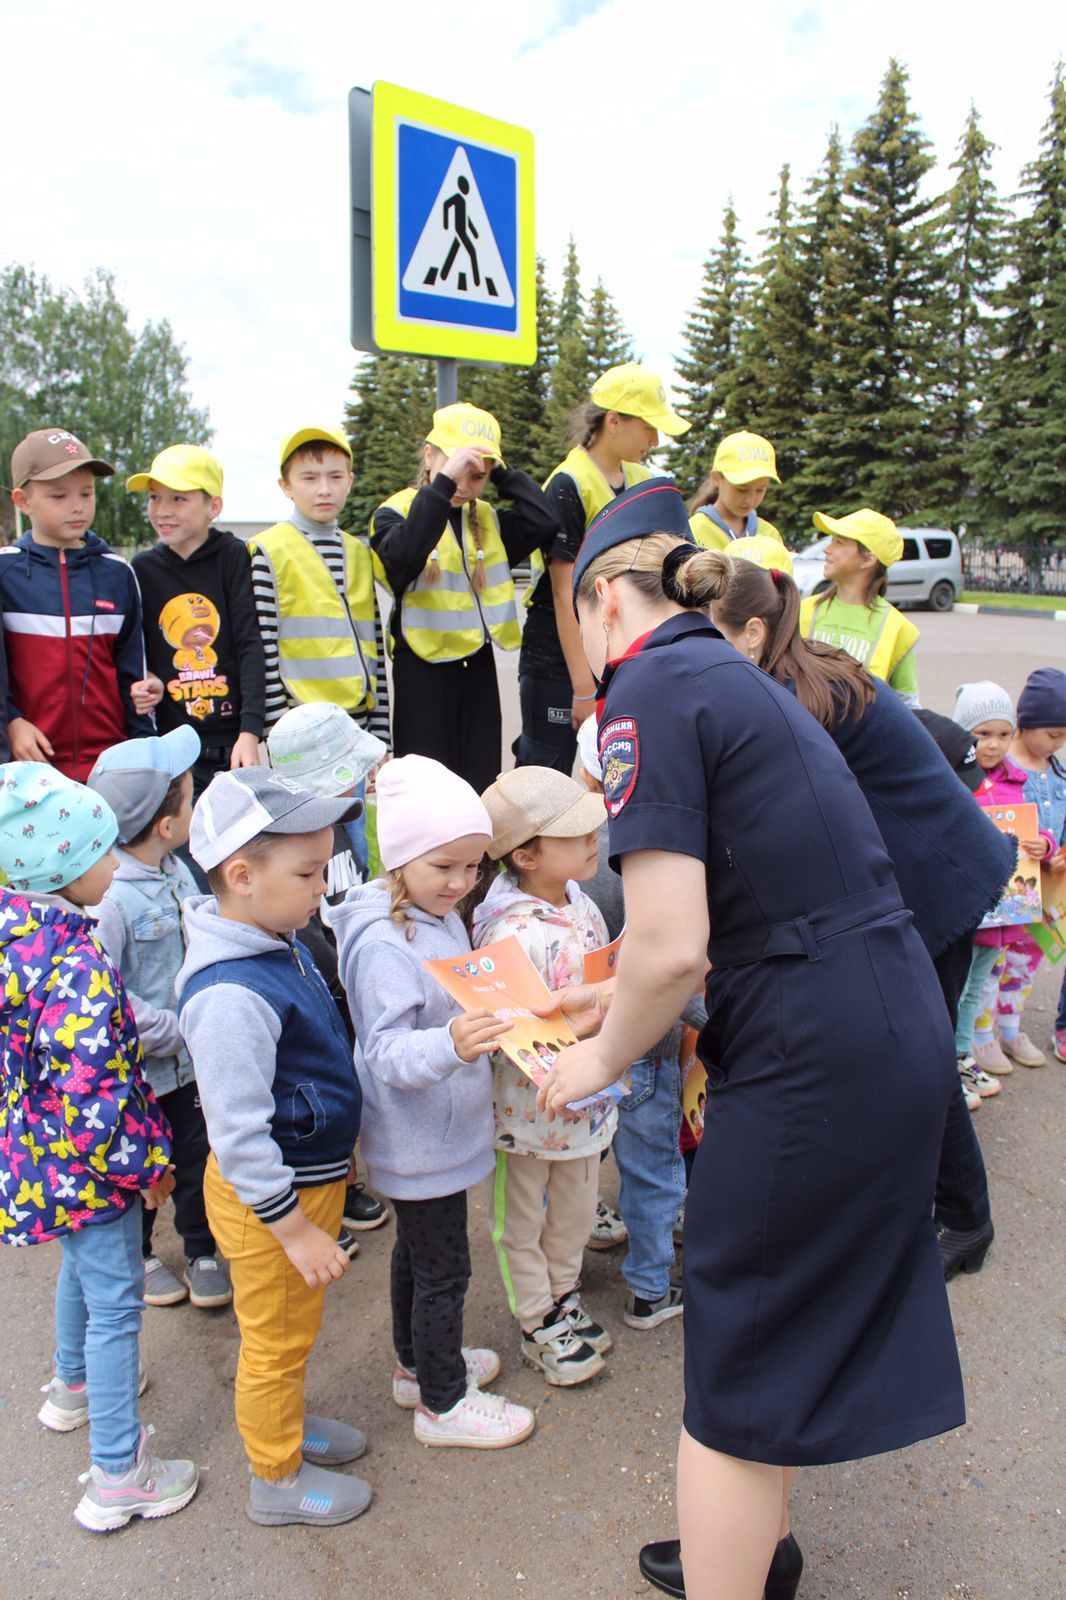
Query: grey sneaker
39 1361 148 1432
301 1415 367 1465
624 1281 684 1330
247 1462 372 1527
143 1256 187 1307
73 1425 198 1532
183 1255 232 1309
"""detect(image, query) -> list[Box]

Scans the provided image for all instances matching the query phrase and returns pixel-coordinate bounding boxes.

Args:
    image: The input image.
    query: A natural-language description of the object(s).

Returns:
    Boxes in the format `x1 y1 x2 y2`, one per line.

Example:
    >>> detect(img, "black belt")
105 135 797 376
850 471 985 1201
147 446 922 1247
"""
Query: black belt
708 885 905 969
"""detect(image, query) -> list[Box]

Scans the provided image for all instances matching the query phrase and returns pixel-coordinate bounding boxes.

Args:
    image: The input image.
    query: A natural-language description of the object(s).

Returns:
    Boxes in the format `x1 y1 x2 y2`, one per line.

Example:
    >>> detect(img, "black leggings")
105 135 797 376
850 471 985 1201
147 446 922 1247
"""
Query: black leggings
390 1190 471 1414
391 643 501 795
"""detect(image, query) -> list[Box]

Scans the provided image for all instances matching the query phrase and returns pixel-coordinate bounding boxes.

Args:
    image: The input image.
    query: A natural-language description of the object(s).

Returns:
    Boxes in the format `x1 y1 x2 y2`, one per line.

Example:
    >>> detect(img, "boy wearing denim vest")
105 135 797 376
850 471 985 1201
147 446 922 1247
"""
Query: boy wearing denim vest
175 767 370 1529
88 727 231 1311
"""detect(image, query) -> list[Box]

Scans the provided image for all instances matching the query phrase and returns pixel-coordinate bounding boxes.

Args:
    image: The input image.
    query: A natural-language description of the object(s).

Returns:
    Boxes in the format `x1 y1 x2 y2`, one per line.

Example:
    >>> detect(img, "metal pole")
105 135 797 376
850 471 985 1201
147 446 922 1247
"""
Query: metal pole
436 358 458 407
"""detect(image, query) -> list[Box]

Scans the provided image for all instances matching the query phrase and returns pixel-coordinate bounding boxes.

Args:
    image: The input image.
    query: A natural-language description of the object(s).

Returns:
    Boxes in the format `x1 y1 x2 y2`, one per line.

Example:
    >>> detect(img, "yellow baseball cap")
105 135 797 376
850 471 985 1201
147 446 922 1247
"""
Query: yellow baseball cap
126 444 223 497
729 535 794 576
279 425 353 471
813 508 903 568
425 403 504 464
712 431 780 486
589 364 690 438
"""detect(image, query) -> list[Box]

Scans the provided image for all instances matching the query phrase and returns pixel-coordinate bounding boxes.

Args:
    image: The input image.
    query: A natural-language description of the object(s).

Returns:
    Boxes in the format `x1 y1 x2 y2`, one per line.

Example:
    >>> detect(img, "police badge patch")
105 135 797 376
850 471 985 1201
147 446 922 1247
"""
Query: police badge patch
598 717 640 817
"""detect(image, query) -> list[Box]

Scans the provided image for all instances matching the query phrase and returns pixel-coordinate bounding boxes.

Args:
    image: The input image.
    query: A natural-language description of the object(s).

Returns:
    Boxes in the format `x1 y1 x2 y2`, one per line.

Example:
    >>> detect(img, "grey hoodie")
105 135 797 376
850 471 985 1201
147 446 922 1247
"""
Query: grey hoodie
333 883 495 1201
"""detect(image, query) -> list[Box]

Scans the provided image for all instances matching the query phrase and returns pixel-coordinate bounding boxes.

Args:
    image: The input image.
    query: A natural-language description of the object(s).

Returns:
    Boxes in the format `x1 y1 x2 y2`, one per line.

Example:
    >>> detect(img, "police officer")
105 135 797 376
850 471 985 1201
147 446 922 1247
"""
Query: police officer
539 481 964 1600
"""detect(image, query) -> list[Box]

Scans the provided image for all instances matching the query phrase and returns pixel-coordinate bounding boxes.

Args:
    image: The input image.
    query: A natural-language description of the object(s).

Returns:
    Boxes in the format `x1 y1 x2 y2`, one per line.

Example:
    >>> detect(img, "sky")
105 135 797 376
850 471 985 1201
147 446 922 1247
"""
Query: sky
2 0 1064 519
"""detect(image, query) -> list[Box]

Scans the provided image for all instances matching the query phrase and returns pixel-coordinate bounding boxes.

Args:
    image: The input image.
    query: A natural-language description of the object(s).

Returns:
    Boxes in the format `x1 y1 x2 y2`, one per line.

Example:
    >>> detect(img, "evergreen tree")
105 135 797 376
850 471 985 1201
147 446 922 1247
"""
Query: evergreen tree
971 67 1066 543
670 200 751 493
545 235 589 458
929 106 1009 530
343 353 435 533
734 166 816 538
585 278 634 376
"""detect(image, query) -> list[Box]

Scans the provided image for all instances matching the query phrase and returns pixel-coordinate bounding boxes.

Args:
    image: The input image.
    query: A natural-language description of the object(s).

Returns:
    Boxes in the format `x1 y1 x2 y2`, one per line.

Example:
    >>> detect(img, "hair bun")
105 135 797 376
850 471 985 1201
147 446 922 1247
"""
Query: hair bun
662 542 702 605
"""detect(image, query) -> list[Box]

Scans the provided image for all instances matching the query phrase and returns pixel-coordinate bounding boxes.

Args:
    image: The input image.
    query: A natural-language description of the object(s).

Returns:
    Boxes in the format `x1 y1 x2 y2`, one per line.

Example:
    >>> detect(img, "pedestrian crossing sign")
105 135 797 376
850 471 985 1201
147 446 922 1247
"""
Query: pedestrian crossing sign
371 82 536 364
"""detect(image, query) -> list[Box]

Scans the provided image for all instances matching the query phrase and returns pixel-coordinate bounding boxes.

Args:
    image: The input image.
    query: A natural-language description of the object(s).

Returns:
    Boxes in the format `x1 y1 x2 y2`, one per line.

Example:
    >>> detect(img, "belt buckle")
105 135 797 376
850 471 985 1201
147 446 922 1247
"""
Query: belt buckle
792 916 822 963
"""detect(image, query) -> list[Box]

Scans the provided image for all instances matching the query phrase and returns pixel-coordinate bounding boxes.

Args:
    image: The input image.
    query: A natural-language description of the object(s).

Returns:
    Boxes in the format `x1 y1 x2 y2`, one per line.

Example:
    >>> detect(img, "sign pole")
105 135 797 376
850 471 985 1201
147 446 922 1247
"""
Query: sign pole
436 358 458 407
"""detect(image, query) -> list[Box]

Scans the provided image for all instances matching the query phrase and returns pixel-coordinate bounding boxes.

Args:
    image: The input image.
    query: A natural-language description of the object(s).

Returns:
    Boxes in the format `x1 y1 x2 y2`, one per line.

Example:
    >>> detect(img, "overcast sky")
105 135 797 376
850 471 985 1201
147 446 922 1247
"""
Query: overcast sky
2 0 1063 519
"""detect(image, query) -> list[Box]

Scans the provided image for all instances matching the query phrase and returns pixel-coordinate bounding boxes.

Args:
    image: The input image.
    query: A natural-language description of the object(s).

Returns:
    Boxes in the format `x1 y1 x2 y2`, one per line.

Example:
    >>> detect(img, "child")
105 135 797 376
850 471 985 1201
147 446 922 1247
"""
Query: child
799 508 921 706
517 364 689 773
371 403 557 792
3 429 159 781
333 755 535 1448
687 430 787 551
471 767 618 1383
176 767 371 1527
266 702 390 1241
87 726 232 1309
249 425 391 879
128 444 266 793
0 763 197 1531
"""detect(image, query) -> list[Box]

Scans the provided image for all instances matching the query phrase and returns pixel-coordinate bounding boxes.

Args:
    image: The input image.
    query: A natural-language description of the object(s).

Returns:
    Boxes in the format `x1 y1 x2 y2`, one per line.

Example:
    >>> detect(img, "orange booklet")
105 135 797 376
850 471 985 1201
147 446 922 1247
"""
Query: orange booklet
680 1025 707 1145
423 936 576 1088
583 929 624 983
978 803 1044 929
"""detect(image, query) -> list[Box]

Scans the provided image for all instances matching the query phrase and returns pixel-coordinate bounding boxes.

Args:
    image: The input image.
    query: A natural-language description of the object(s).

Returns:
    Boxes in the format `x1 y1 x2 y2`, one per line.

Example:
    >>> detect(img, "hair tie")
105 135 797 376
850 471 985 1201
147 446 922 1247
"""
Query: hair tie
662 541 702 605
769 568 783 583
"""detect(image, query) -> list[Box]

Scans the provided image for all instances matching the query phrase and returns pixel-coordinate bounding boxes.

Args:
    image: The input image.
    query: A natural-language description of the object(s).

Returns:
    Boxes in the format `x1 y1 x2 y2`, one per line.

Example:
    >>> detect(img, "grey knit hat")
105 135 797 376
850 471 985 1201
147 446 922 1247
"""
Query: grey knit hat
953 681 1014 733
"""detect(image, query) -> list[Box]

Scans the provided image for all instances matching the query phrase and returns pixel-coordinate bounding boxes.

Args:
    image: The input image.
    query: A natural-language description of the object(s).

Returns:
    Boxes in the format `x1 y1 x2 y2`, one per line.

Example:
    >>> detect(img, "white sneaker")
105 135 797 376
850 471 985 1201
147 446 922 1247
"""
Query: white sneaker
392 1347 501 1409
521 1316 605 1387
587 1199 627 1250
959 1056 1001 1098
555 1291 613 1354
414 1388 535 1449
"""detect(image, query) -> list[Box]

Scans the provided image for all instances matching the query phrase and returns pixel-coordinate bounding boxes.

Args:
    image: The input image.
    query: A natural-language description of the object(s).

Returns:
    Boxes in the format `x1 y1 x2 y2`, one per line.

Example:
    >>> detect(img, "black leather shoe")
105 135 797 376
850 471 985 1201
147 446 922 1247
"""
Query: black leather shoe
938 1219 994 1281
637 1532 804 1599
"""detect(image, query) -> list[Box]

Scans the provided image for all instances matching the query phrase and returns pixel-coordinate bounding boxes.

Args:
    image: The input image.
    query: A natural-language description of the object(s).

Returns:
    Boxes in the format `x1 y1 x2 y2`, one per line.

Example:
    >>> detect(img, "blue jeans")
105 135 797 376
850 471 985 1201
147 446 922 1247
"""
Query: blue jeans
55 1205 144 1472
611 1055 685 1301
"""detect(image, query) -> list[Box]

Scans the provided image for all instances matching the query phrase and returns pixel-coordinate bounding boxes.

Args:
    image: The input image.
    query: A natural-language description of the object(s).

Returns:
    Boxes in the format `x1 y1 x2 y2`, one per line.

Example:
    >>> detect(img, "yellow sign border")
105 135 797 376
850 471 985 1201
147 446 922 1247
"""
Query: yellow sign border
371 81 536 364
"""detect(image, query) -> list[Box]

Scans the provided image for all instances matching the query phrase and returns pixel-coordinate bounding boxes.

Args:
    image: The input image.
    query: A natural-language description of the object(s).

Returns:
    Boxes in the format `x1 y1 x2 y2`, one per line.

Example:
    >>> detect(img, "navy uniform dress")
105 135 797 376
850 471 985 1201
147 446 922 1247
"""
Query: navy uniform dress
599 612 964 1467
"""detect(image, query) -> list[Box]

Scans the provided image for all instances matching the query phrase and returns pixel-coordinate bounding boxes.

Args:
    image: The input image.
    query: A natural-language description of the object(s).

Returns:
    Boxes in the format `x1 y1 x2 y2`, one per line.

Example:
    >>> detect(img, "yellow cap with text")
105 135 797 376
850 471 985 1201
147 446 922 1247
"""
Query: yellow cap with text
813 508 903 569
712 431 780 486
590 363 690 437
126 444 223 497
730 534 794 576
426 403 504 464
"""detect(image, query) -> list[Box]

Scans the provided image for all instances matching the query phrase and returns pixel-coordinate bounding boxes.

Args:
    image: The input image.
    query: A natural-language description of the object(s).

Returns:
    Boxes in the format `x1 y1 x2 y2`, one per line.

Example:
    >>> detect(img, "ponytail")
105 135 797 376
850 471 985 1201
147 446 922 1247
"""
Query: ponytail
686 472 720 514
568 402 610 450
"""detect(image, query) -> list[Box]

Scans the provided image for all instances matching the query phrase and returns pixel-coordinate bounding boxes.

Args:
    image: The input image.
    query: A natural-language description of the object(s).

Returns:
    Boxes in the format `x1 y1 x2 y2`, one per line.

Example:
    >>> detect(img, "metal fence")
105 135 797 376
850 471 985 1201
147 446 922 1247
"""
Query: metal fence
961 542 1066 597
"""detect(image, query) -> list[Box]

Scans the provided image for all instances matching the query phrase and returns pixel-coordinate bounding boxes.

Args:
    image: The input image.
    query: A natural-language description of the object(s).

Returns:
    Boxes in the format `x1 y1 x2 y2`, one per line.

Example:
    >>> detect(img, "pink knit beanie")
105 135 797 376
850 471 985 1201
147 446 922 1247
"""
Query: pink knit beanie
376 755 492 870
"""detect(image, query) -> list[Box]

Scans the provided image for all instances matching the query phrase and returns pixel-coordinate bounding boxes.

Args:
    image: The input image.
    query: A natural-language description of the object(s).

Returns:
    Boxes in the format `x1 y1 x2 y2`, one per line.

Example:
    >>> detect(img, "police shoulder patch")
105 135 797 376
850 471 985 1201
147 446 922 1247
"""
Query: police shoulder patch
598 717 640 817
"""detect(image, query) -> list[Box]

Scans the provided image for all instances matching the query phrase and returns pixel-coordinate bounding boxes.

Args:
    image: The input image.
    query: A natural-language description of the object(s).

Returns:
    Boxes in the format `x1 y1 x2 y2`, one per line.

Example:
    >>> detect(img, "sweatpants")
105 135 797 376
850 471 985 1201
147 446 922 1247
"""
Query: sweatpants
491 1151 599 1330
391 643 501 795
203 1153 344 1480
390 1190 471 1415
141 1080 214 1261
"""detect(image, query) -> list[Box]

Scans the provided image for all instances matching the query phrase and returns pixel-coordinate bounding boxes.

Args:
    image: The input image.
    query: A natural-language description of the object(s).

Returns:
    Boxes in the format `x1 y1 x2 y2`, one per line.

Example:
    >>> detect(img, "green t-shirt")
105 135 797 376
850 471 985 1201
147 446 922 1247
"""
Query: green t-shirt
802 595 919 703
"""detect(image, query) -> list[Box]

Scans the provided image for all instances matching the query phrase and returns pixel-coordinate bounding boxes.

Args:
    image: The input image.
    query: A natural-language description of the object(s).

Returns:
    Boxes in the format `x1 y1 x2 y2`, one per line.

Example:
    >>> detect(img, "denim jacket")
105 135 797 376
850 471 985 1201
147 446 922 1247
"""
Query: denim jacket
91 849 199 1097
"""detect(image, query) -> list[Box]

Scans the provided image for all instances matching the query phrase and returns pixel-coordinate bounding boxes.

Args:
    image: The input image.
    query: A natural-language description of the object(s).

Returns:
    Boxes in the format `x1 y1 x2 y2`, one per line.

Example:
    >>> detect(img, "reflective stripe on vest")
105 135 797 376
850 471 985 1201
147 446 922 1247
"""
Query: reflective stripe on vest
248 522 376 709
526 450 654 606
373 488 521 663
799 595 919 684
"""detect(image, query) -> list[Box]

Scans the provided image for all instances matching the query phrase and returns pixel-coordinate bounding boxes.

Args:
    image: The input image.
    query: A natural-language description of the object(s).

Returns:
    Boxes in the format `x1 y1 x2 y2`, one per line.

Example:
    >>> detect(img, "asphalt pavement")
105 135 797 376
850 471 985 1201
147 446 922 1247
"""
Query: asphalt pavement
0 611 1063 1600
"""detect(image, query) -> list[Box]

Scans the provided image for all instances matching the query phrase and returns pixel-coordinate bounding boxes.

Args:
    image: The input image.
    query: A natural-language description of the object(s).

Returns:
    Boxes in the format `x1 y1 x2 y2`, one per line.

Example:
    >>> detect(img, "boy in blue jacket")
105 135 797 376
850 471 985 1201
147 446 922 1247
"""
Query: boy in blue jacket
176 767 370 1529
0 763 197 1531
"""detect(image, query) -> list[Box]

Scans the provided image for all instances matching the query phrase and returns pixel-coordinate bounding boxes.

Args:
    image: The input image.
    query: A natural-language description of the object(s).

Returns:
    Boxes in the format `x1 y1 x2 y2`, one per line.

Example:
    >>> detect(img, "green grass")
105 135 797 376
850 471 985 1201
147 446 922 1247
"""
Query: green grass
960 591 1064 612
365 797 382 881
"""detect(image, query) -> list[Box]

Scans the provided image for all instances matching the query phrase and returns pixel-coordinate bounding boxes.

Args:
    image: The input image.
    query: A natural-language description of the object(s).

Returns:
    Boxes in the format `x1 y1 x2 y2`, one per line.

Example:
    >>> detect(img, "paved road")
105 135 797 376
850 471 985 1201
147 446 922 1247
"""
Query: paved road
1 612 1063 1600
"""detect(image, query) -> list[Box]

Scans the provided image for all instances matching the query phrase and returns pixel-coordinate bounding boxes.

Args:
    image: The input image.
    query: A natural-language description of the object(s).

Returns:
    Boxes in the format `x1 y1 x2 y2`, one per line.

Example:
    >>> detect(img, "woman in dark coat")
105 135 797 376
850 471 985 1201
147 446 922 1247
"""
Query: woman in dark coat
539 482 964 1600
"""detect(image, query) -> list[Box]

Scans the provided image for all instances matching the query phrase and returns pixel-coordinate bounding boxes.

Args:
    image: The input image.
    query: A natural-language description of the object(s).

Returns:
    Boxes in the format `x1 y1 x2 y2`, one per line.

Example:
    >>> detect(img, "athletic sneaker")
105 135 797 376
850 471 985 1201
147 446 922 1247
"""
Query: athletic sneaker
521 1310 605 1386
1000 1030 1046 1068
587 1199 627 1250
247 1461 372 1527
301 1414 367 1465
183 1255 232 1309
673 1205 686 1245
972 1037 1013 1076
337 1227 360 1260
1053 1028 1066 1064
73 1425 198 1532
143 1256 187 1307
960 1078 982 1112
414 1388 535 1449
342 1184 389 1231
958 1056 1001 1098
38 1361 148 1433
555 1291 613 1354
624 1281 684 1331
392 1347 501 1409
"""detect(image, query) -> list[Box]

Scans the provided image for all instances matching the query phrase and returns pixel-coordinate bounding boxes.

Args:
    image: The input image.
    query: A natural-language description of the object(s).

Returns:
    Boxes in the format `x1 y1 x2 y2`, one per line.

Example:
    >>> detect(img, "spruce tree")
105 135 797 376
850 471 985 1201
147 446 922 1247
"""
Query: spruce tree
343 353 435 533
971 67 1066 543
670 200 751 493
545 235 590 458
585 278 634 376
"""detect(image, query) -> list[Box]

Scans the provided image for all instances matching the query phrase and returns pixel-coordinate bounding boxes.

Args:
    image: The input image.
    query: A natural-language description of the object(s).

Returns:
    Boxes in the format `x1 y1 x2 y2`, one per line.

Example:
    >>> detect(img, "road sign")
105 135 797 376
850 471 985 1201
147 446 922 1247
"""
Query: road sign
368 82 536 365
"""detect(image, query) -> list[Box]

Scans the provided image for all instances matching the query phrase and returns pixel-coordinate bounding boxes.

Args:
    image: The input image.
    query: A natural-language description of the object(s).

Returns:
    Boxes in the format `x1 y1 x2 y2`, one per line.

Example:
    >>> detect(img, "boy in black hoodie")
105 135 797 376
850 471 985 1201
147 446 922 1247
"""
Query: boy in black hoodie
128 446 266 805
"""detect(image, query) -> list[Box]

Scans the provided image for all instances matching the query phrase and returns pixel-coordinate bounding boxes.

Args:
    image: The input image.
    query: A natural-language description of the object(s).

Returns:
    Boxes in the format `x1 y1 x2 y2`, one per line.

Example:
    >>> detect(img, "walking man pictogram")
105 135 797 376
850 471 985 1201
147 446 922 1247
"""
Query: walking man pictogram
424 175 498 297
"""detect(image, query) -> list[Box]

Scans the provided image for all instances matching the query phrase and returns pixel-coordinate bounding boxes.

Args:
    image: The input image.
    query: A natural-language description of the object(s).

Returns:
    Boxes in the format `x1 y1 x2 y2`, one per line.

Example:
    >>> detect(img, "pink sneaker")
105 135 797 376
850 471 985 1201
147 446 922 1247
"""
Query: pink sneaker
1054 1028 1066 1064
392 1347 501 1409
414 1388 535 1449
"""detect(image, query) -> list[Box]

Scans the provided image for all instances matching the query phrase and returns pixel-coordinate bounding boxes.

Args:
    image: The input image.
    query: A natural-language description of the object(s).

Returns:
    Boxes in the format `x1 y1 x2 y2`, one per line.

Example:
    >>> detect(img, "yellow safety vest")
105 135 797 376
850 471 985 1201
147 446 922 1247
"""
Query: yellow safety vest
799 594 920 684
526 450 654 604
248 522 376 711
372 489 521 663
689 510 785 551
